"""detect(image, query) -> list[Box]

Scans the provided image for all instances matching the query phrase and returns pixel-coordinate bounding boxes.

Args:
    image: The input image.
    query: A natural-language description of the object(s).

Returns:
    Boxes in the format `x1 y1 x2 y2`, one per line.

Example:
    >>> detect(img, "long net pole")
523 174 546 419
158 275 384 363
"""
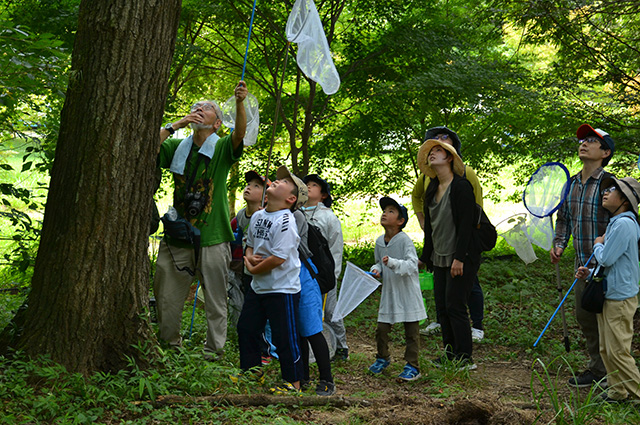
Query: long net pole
261 43 291 207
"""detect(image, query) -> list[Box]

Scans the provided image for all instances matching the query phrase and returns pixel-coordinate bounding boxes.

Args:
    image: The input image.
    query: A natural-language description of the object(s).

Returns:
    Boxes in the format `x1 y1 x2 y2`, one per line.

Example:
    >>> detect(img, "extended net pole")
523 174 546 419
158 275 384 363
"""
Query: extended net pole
551 217 571 352
261 43 291 207
241 0 258 81
534 252 595 347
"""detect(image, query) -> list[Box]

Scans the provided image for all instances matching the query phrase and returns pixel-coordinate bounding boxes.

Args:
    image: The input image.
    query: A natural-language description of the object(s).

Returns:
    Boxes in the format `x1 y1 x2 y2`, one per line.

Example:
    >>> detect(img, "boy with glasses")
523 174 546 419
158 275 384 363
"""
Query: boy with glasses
575 176 640 402
552 124 615 388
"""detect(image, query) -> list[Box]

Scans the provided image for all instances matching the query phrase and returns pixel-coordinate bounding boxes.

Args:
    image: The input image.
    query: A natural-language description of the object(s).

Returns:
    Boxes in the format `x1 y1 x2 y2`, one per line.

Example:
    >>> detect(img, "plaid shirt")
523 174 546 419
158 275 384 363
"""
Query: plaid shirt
553 167 612 267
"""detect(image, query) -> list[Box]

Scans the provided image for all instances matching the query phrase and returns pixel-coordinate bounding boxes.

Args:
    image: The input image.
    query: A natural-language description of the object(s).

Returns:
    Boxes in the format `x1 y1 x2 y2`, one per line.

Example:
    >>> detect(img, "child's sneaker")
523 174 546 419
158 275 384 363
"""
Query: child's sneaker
419 322 441 335
315 380 336 396
269 382 302 395
261 355 272 365
332 348 349 361
397 364 421 382
368 358 390 374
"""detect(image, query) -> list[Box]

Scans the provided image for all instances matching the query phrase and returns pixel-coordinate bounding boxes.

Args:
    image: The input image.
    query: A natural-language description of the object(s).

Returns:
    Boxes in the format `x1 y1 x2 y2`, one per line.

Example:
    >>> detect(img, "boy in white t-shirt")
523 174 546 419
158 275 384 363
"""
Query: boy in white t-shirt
236 165 308 394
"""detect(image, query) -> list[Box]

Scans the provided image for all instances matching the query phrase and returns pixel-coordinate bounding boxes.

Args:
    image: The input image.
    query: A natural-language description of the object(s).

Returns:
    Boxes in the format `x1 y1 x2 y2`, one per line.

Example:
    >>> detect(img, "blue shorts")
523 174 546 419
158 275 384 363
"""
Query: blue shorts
297 259 323 337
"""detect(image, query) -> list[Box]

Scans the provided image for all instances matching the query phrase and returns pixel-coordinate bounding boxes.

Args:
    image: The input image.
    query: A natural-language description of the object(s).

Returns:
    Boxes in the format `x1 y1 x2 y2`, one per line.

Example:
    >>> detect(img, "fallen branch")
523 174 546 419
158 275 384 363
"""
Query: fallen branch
155 393 373 408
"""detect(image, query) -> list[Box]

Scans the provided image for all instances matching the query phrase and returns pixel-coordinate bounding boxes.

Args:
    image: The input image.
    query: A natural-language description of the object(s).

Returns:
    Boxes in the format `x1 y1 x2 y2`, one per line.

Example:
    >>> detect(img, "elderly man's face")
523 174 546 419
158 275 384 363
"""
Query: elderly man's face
190 101 222 131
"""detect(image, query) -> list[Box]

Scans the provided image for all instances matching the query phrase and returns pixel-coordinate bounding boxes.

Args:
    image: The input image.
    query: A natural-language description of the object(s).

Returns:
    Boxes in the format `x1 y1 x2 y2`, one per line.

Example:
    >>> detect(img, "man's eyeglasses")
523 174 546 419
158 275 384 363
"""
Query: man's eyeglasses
601 186 617 195
579 136 602 145
433 134 450 141
191 102 216 112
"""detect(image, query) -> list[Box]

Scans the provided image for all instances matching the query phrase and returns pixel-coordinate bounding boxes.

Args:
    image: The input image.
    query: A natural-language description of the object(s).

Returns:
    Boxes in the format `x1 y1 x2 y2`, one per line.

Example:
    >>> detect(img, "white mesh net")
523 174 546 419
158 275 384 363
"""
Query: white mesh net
286 0 341 95
332 262 381 321
496 214 537 264
221 92 260 146
524 214 554 251
523 162 570 218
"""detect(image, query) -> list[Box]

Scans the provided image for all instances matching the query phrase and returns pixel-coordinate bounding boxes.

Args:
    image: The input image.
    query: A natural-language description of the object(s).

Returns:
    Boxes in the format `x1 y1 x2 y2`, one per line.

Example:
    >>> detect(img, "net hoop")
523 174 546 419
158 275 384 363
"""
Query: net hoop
522 161 570 219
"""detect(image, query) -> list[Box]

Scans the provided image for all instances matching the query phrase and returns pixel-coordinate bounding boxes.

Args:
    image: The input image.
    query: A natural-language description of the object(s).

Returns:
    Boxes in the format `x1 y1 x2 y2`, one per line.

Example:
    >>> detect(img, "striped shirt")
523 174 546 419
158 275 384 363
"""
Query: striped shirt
553 167 612 267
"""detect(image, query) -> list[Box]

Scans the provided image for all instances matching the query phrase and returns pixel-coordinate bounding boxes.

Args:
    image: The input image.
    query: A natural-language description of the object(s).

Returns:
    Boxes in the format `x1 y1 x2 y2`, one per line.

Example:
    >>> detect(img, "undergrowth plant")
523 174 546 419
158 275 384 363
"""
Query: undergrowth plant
531 357 601 425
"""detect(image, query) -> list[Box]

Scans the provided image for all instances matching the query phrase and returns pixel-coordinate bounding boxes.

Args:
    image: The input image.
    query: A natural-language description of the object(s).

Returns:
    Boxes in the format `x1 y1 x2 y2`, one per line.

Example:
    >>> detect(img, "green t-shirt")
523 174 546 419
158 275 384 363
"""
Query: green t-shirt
158 133 242 247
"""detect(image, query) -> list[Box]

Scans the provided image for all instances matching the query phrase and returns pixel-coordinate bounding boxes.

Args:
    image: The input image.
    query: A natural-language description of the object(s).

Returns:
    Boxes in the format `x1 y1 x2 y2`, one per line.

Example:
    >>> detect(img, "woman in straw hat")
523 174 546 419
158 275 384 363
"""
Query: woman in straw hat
418 139 481 370
575 176 640 403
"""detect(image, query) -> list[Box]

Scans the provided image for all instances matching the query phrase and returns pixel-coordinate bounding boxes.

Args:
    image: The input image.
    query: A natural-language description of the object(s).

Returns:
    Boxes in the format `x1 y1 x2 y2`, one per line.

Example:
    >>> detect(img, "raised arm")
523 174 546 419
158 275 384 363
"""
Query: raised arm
231 81 248 150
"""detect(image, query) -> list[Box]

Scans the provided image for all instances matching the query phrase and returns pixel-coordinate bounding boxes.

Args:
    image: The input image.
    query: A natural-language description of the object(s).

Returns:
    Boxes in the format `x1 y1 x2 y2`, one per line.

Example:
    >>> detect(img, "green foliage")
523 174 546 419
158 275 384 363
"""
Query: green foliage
0 4 70 280
531 357 603 424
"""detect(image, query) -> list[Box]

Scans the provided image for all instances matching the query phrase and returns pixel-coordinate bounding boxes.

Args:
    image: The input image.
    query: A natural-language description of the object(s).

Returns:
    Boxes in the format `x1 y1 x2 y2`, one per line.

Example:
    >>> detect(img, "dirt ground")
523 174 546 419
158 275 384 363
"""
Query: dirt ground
260 318 629 425
292 329 544 425
284 311 640 425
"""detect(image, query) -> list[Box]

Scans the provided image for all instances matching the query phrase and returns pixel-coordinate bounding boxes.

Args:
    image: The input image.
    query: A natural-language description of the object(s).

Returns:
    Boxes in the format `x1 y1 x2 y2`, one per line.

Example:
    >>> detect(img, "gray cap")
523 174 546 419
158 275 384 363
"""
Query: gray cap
602 176 640 217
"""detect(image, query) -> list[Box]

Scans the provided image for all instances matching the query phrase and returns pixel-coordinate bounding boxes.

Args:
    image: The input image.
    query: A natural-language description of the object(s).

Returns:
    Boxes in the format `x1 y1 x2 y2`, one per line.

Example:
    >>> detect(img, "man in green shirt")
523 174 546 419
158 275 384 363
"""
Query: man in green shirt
155 81 247 361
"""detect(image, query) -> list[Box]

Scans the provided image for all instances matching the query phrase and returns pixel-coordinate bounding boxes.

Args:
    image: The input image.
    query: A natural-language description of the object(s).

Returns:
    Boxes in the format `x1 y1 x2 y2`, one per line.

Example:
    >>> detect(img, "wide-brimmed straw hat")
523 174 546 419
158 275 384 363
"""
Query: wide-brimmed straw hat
601 176 640 217
417 139 465 178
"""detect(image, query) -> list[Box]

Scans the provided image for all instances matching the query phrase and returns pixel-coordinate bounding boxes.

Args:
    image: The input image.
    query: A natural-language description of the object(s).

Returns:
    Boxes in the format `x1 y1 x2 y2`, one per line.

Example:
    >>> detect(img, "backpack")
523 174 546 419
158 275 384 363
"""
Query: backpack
300 222 336 294
473 203 497 252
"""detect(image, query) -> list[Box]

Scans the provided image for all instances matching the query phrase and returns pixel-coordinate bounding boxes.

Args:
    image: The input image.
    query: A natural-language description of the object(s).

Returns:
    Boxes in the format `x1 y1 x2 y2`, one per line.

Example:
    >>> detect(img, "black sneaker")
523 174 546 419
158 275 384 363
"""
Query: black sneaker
332 348 349 362
568 370 605 388
315 380 336 396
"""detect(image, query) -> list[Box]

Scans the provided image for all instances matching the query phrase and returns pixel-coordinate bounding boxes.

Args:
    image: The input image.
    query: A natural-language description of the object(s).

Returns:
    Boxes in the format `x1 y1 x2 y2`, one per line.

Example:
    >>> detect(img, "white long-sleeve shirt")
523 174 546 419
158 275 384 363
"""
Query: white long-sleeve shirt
370 232 427 324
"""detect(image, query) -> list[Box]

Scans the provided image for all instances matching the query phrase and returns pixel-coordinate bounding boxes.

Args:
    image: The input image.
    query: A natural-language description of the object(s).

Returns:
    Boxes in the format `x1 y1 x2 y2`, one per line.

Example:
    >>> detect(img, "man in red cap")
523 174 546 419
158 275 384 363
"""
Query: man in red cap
551 124 615 388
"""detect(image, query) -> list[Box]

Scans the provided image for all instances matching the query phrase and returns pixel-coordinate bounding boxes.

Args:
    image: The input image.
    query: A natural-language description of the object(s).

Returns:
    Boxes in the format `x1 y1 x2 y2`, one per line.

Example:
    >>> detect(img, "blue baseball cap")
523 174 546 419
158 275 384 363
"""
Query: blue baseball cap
379 197 409 229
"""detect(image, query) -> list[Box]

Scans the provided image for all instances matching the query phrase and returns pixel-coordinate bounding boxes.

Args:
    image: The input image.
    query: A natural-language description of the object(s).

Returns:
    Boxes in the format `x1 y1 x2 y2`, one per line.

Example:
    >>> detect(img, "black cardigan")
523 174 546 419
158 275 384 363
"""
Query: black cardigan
420 174 481 269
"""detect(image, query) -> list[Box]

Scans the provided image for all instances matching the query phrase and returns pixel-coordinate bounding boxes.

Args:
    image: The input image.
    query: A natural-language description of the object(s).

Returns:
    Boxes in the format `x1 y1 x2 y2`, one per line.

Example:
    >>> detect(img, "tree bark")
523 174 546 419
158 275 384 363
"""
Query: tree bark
0 0 182 374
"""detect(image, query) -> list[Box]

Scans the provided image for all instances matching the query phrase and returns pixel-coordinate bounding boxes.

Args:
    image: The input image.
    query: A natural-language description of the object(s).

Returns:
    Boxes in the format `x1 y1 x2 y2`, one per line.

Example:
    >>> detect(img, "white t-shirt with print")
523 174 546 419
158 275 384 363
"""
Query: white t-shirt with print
246 208 301 294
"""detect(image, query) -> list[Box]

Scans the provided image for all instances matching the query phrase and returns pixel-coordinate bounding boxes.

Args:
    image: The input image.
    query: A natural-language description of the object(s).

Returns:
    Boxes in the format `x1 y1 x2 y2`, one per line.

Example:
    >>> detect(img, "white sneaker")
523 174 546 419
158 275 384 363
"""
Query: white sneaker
419 322 441 336
471 328 484 342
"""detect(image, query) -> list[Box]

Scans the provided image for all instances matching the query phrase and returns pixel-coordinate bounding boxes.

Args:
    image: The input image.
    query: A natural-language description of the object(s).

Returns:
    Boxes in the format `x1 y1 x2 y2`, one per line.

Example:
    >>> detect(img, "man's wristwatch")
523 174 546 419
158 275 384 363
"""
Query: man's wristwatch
163 123 175 135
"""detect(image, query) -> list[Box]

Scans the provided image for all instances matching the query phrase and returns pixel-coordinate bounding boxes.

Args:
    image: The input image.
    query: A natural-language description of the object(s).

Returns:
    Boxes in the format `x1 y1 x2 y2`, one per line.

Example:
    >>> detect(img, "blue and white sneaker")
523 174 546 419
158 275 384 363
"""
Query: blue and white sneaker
368 358 390 374
397 364 421 382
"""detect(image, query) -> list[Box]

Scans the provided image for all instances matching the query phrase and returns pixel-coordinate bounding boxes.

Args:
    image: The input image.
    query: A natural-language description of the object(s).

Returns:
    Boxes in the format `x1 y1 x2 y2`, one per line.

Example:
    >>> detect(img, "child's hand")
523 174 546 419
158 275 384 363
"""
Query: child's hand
594 235 605 245
575 266 590 280
370 269 381 279
244 256 257 274
382 256 389 266
245 253 264 266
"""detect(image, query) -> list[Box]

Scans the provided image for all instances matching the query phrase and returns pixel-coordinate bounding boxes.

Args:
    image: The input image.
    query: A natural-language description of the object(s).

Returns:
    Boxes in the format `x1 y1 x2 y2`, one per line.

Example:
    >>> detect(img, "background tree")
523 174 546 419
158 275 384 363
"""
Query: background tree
0 0 182 374
490 0 640 173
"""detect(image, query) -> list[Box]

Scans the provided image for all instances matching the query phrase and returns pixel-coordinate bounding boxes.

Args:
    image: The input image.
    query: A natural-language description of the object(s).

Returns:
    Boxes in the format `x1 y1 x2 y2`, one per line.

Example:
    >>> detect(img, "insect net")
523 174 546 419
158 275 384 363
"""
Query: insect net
522 162 570 251
496 214 537 264
221 92 260 146
286 0 340 95
522 162 570 219
332 262 381 321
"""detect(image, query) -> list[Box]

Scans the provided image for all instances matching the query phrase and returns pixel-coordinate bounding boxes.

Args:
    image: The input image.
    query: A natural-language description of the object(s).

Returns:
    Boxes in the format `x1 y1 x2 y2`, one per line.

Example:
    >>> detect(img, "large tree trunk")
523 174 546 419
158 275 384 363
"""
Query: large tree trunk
0 0 181 374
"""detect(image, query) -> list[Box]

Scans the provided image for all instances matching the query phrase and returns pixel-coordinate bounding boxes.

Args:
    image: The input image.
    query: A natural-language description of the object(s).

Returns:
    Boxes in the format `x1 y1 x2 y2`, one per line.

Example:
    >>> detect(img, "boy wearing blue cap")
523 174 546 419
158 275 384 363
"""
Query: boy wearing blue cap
369 197 427 381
